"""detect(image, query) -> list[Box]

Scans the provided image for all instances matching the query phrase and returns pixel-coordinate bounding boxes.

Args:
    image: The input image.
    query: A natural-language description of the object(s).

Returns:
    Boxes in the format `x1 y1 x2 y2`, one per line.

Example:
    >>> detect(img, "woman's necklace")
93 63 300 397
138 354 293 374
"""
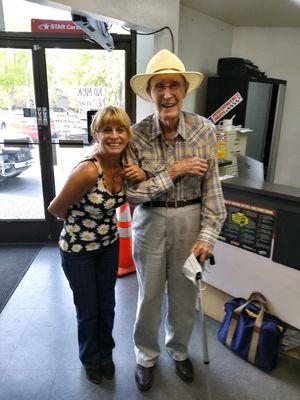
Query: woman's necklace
102 165 122 194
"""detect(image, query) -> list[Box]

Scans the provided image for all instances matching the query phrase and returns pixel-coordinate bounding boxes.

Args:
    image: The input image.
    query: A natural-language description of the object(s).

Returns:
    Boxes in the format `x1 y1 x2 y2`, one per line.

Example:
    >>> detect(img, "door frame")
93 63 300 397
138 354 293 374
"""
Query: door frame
0 31 136 242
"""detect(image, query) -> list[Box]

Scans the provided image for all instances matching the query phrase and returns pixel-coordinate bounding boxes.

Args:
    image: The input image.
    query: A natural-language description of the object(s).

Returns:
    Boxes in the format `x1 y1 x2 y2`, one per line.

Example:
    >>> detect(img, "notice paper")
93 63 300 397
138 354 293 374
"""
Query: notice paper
182 253 203 286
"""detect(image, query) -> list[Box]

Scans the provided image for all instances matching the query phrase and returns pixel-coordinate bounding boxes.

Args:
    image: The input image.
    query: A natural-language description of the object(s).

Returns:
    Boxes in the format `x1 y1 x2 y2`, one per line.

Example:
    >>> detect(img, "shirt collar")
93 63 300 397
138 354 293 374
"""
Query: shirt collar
150 112 187 141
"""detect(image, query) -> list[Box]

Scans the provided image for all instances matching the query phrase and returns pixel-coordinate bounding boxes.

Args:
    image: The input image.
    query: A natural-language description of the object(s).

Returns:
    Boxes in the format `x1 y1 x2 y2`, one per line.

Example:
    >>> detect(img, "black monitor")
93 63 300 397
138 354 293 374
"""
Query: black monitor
87 110 97 144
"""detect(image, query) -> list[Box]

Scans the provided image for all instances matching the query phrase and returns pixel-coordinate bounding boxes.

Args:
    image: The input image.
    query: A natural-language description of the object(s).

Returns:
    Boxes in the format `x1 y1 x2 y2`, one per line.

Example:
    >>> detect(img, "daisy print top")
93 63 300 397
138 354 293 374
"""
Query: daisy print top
59 157 126 253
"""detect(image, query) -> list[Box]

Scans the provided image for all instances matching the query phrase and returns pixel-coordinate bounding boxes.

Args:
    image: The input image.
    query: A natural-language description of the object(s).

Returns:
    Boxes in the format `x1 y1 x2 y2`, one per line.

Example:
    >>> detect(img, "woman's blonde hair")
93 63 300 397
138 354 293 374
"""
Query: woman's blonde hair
91 106 132 141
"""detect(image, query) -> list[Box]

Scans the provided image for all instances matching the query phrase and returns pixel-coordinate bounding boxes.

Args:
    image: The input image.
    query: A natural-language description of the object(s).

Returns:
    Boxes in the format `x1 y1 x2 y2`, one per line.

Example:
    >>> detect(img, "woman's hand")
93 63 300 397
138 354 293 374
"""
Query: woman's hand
123 164 147 183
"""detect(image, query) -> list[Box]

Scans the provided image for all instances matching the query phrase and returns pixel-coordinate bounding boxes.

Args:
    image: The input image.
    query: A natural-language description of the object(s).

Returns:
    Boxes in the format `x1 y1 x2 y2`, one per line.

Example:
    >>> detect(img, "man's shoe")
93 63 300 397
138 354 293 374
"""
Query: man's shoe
174 358 194 382
85 367 102 384
135 364 154 391
101 359 115 380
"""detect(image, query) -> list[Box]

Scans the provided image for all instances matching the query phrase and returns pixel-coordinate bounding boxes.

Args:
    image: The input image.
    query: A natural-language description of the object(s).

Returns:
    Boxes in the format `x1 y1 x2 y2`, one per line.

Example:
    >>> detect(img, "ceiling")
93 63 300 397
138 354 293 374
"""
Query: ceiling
181 0 300 27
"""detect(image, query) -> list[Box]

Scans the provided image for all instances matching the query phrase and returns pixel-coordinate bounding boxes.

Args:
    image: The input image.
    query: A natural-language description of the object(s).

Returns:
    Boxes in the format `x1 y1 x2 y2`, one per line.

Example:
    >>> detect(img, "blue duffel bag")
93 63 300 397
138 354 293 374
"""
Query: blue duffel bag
218 291 285 372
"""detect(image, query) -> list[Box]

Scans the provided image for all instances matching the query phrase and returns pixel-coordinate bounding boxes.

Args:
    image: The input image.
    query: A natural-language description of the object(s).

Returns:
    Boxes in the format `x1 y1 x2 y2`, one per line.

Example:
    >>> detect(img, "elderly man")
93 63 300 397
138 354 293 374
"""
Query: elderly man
124 49 226 391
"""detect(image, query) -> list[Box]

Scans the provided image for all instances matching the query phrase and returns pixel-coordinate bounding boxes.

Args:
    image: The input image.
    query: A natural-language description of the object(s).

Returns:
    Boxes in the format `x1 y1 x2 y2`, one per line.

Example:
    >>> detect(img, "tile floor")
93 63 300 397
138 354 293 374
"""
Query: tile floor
0 244 299 400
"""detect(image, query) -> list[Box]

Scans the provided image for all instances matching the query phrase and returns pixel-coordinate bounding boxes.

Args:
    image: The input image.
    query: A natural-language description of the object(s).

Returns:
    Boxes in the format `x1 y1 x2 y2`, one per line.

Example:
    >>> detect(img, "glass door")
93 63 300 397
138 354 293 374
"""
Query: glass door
0 46 47 242
0 33 135 242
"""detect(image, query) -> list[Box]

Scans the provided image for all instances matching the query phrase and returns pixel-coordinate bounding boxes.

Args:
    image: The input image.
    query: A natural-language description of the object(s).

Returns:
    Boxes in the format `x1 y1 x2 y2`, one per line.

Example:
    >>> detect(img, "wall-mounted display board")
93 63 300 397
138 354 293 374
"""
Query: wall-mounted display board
218 199 275 258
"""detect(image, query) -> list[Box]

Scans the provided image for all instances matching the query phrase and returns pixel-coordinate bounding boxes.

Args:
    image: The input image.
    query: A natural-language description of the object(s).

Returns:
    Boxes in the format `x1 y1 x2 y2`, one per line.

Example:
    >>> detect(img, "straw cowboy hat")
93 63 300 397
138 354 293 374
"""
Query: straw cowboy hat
130 49 204 102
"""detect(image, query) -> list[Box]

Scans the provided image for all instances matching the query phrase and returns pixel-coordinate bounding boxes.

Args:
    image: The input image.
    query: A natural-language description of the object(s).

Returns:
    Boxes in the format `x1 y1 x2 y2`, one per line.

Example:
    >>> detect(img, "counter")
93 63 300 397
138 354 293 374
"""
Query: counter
222 177 300 204
203 177 300 329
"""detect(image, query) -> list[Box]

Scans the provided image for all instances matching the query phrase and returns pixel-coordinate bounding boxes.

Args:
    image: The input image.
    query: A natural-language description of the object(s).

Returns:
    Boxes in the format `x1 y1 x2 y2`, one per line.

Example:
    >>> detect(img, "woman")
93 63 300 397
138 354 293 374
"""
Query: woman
48 106 145 384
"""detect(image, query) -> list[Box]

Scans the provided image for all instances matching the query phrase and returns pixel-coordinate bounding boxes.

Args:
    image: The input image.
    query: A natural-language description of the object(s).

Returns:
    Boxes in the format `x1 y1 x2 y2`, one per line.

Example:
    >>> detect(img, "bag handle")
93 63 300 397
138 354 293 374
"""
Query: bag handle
248 291 267 306
246 291 269 364
225 292 267 353
248 307 265 364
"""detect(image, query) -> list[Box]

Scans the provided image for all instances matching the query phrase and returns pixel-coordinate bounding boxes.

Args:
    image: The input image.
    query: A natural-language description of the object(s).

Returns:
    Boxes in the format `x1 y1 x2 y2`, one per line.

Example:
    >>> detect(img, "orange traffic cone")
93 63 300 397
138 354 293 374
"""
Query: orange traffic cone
116 202 135 277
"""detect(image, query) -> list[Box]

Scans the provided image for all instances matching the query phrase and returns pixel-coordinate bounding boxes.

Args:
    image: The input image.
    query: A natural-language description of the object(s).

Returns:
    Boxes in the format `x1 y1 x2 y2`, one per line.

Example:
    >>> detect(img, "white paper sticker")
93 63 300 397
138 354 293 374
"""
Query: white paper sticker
182 253 203 286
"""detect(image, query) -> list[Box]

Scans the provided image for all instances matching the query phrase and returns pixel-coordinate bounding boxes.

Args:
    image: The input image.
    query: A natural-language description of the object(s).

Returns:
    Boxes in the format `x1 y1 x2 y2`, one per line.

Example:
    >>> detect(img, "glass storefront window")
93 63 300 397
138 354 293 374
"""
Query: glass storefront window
46 48 125 145
45 48 126 194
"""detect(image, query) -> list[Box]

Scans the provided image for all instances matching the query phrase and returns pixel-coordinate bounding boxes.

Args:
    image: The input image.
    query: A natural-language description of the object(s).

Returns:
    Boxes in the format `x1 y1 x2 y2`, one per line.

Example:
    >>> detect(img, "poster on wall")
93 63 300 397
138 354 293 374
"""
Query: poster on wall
218 199 276 258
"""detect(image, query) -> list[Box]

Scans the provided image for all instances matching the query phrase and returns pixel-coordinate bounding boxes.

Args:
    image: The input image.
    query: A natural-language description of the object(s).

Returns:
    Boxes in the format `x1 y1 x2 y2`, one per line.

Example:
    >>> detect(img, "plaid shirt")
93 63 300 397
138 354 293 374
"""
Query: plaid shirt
125 111 227 246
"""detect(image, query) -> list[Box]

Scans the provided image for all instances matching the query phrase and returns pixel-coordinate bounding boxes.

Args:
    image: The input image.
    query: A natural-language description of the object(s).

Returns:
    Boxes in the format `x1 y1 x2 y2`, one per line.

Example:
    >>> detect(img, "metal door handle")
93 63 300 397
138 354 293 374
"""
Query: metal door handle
42 107 48 127
37 107 43 127
36 107 49 127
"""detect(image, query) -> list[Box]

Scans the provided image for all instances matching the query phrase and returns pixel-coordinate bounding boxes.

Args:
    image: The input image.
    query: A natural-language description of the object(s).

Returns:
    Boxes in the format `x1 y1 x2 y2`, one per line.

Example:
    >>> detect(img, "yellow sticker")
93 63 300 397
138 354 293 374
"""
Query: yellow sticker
232 212 249 227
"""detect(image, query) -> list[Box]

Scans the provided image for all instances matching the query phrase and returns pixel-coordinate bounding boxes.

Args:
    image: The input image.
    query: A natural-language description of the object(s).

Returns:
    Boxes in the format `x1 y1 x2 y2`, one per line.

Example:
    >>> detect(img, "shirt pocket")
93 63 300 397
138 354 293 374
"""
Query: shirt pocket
184 143 209 159
141 160 166 177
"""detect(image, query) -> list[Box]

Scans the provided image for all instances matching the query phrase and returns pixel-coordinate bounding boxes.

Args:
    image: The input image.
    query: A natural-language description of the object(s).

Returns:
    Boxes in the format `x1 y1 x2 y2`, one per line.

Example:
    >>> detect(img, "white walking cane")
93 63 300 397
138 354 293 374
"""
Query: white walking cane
182 254 215 364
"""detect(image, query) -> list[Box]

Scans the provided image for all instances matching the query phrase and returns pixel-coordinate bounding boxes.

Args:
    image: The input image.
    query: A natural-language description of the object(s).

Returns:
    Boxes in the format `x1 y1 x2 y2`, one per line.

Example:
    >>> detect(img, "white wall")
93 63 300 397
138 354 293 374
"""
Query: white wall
179 5 234 115
179 12 300 188
136 35 156 122
232 28 300 187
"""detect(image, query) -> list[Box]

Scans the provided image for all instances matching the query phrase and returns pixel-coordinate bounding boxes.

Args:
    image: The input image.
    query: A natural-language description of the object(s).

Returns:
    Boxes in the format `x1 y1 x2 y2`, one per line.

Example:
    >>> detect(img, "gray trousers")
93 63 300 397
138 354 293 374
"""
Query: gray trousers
132 204 201 367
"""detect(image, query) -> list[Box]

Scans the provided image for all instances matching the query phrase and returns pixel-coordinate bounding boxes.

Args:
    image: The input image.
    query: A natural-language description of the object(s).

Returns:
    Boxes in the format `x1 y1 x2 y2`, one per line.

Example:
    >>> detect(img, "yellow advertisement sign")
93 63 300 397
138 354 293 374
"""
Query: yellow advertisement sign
232 212 249 227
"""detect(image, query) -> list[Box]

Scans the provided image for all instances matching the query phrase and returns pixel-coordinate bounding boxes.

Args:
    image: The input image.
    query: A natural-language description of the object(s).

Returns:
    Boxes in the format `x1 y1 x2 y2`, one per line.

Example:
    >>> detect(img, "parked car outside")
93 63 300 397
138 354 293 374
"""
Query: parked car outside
0 130 34 180
1 109 58 143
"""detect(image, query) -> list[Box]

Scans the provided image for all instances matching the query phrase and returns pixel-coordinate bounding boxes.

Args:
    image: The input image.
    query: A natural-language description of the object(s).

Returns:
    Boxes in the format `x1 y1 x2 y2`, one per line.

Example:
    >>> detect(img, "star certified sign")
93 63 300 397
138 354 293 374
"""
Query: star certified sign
31 19 84 34
38 23 50 30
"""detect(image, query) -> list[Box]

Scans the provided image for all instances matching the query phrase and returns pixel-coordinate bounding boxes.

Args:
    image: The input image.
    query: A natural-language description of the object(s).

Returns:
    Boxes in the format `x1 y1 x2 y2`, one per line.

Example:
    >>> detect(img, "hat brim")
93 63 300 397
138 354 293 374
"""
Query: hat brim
130 70 204 102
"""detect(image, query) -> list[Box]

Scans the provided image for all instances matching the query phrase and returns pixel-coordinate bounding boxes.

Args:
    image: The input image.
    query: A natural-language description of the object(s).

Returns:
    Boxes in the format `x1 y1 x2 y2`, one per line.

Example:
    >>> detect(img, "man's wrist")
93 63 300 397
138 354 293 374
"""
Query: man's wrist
197 231 218 247
167 163 181 180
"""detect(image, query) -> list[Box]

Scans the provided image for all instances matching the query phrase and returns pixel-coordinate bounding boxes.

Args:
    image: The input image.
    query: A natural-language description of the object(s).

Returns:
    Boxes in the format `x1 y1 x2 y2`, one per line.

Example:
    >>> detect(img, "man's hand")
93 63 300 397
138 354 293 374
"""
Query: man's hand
168 157 208 181
124 164 147 183
190 240 214 264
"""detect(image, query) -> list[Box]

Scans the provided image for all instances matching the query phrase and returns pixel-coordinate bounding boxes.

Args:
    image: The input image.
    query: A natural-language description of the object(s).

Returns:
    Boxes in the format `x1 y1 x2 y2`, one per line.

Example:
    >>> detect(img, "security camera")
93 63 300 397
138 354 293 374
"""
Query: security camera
72 13 115 52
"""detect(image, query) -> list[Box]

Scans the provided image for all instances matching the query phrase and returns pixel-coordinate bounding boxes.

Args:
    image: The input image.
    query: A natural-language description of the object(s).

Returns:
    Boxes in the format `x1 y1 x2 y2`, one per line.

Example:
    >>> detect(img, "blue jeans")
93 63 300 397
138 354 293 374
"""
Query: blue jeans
60 241 119 369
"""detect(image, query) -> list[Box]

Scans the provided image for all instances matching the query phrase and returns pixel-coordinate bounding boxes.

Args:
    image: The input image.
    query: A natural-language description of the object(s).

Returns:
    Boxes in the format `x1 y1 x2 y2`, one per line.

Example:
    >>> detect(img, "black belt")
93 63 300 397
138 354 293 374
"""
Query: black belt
142 198 201 208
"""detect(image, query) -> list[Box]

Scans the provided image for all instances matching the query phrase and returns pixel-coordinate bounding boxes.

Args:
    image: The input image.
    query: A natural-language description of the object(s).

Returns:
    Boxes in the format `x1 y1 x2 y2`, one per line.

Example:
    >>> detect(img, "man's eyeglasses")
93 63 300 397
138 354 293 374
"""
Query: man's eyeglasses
152 82 185 93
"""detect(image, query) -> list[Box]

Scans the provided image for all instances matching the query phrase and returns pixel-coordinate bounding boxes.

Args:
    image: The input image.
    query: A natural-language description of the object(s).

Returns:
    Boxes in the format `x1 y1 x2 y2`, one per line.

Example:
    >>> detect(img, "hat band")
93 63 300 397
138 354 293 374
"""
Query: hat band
151 67 182 74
